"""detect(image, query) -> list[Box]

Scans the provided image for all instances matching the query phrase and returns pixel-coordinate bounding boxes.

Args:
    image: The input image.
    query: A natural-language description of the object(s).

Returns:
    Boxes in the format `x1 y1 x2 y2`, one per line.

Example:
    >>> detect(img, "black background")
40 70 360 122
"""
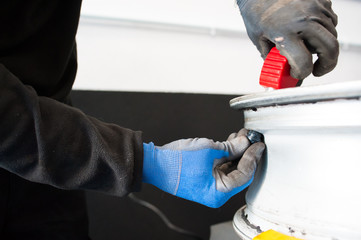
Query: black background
71 90 246 240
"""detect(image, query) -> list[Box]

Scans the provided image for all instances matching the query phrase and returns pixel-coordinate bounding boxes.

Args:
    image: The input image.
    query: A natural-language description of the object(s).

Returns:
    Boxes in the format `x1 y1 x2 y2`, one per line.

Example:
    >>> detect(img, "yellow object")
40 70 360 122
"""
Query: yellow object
253 230 303 240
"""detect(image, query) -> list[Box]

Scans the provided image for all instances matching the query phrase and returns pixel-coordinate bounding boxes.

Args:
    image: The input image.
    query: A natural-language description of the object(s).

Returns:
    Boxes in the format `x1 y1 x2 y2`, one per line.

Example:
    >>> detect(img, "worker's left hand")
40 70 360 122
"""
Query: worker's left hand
142 129 265 208
237 0 339 81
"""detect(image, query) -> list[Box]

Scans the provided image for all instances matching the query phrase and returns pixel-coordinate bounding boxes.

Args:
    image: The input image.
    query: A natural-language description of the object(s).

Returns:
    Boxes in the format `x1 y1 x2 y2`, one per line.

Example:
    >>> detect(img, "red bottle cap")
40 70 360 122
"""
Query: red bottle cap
259 47 299 89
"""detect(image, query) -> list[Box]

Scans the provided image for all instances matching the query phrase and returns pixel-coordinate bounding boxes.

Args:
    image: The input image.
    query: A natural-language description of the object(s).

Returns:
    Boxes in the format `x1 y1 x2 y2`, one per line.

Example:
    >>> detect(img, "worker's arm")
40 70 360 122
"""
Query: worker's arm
0 64 143 196
237 0 339 80
0 63 265 207
142 129 265 208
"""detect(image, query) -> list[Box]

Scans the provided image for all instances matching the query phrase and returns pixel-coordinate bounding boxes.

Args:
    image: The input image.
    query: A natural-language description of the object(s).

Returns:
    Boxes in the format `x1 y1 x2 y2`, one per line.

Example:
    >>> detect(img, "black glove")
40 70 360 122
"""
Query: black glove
237 0 339 80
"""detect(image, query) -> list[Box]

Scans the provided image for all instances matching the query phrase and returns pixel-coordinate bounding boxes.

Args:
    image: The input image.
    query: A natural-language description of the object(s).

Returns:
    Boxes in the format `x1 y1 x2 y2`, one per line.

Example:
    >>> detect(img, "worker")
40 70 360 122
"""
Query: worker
0 0 338 239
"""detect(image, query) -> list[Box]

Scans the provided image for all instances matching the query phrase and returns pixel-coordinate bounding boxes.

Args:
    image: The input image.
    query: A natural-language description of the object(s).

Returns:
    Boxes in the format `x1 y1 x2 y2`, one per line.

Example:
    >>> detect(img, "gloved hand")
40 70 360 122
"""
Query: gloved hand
237 0 339 80
142 129 265 208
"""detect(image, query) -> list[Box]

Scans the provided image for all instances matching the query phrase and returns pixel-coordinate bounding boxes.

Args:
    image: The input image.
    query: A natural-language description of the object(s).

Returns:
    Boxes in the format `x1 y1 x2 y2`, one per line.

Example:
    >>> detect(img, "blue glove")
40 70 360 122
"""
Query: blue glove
142 129 265 208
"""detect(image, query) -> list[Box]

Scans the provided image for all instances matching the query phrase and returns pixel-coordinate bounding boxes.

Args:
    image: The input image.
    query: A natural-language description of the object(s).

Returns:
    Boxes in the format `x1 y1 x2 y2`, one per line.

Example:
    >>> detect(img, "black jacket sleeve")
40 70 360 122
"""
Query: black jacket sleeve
0 64 144 196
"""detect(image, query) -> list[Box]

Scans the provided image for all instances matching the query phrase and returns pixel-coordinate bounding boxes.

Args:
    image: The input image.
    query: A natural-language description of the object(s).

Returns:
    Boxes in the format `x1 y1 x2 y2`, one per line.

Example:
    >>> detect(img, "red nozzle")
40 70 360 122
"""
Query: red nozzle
259 47 299 89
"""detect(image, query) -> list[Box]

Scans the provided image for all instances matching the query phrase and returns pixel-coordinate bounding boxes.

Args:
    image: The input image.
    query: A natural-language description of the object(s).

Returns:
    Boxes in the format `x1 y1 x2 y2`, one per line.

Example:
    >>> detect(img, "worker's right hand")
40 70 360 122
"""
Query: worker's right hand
236 0 339 80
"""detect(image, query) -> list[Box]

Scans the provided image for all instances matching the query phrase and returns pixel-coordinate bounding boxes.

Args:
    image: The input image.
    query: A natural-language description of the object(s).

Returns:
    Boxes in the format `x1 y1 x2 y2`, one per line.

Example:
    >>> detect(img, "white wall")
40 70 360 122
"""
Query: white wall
74 0 361 94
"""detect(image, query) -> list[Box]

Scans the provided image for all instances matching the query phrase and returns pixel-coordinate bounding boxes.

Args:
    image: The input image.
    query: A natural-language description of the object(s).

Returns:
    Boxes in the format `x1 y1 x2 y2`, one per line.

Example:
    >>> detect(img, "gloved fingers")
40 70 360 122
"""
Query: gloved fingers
257 37 275 59
275 18 337 79
236 142 265 174
319 0 338 26
307 16 337 38
214 157 245 193
215 159 238 175
214 163 235 192
302 10 337 38
223 130 250 156
277 39 313 80
214 142 265 192
159 129 251 155
158 134 247 154
300 23 339 77
226 128 248 141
